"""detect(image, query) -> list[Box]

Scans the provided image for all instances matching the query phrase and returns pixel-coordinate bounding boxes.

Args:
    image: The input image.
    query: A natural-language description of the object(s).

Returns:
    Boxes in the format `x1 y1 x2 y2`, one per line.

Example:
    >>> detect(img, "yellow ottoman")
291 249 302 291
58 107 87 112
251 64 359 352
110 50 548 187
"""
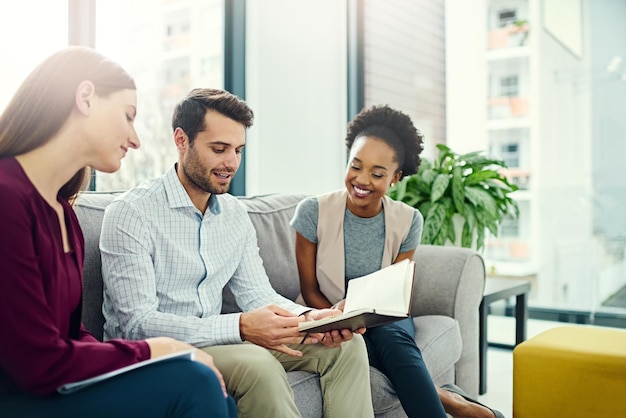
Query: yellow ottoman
513 325 626 418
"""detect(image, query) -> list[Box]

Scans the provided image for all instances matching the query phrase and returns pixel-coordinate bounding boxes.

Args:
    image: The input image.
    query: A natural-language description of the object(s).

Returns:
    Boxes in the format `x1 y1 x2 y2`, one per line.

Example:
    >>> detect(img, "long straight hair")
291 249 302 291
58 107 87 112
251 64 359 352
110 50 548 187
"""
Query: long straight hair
0 46 136 199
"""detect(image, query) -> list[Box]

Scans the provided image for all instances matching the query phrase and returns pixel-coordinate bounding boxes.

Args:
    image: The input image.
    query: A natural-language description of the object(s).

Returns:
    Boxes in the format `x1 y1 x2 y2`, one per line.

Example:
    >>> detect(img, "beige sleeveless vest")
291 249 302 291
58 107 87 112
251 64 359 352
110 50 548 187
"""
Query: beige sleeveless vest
314 189 415 304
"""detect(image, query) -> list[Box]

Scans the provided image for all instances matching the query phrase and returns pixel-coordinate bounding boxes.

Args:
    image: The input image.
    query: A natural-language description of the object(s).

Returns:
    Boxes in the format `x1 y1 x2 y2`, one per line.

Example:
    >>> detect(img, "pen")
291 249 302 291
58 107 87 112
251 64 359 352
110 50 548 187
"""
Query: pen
300 333 326 344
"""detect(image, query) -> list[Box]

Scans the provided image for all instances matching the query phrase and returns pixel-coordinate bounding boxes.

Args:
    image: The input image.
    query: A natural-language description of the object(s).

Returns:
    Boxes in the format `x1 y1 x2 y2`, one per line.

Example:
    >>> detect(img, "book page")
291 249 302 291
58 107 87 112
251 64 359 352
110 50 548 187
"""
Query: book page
342 259 414 315
57 350 195 394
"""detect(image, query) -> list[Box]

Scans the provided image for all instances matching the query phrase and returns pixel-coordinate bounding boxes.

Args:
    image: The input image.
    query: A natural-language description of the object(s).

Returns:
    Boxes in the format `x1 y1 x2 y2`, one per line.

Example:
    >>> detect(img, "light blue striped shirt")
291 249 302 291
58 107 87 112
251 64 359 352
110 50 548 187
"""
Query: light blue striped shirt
100 165 307 346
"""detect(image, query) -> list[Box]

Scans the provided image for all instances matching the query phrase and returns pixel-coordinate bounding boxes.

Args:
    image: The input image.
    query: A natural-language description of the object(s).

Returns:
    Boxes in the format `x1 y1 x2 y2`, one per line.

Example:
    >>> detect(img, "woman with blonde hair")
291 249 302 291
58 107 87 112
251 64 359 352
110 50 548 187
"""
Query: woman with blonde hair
0 46 236 418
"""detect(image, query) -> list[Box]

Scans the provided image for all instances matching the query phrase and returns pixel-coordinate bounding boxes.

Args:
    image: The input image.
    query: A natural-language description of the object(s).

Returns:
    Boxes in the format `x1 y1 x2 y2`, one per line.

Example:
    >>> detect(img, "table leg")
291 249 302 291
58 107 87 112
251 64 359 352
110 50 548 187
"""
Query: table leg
479 299 488 395
515 292 528 345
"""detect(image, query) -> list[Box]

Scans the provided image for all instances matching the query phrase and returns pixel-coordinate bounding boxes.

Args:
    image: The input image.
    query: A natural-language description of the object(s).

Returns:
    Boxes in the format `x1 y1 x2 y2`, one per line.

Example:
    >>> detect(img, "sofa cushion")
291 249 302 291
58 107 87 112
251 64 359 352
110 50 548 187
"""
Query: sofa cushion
414 315 462 381
74 192 119 340
222 193 308 313
287 371 323 418
73 191 470 418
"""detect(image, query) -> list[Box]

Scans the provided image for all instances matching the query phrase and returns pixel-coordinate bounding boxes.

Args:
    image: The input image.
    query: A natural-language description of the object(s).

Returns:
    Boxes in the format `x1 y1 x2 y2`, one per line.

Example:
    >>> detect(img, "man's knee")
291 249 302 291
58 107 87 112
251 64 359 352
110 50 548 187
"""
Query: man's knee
203 344 287 388
343 334 370 363
202 345 298 417
314 334 370 371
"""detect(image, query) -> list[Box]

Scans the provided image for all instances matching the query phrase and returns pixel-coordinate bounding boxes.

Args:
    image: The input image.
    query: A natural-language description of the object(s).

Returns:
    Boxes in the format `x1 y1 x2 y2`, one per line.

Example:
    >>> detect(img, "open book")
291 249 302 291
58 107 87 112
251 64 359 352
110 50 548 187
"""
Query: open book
57 350 195 394
298 259 416 334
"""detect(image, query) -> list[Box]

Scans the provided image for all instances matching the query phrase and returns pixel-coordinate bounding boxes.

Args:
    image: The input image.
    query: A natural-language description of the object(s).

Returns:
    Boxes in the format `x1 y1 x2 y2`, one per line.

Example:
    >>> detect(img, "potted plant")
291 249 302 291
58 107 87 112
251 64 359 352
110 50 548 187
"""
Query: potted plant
387 144 519 251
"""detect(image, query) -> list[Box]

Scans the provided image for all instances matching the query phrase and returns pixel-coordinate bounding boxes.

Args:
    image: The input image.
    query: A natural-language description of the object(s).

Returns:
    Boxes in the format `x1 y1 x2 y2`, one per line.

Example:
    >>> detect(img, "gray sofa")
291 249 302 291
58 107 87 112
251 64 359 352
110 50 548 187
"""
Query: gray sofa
74 192 486 417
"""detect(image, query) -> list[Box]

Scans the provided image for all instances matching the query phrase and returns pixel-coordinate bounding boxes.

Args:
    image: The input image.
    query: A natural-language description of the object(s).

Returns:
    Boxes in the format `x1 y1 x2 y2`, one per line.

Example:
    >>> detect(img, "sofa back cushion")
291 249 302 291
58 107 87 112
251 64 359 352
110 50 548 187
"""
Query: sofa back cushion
74 193 118 341
73 192 308 339
222 193 308 312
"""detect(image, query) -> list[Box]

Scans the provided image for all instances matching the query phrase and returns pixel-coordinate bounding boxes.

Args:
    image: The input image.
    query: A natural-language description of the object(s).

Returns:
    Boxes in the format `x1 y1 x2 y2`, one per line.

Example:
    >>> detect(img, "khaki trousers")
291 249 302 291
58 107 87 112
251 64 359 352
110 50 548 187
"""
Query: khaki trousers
202 335 374 418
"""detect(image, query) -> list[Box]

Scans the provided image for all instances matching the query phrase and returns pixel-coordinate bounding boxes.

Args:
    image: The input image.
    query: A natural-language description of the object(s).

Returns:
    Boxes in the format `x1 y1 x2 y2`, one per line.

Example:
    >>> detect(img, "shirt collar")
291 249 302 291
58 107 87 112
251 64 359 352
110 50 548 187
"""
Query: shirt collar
163 164 221 215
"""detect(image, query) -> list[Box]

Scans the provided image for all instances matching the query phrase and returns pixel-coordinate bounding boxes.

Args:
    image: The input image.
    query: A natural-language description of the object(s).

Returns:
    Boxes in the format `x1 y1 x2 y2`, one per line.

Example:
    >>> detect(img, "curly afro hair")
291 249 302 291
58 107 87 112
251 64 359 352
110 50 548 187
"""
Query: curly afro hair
345 105 424 177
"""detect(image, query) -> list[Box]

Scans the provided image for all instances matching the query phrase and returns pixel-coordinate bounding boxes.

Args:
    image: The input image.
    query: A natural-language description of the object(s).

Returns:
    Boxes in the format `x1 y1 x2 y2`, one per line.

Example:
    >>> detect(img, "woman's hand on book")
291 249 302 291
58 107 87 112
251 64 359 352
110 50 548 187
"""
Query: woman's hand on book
305 308 365 347
330 299 346 312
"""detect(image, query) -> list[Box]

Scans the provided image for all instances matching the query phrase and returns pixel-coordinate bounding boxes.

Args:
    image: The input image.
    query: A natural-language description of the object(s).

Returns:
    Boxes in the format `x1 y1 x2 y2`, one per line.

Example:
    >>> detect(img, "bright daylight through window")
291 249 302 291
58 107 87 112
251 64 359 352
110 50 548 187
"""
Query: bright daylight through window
0 0 624 330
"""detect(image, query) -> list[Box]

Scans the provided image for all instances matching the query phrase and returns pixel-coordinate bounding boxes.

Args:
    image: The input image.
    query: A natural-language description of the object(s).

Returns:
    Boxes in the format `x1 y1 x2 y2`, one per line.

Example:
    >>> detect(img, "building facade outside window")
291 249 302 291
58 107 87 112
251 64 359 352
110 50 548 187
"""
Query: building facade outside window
95 0 225 191
2 0 624 327
0 2 68 113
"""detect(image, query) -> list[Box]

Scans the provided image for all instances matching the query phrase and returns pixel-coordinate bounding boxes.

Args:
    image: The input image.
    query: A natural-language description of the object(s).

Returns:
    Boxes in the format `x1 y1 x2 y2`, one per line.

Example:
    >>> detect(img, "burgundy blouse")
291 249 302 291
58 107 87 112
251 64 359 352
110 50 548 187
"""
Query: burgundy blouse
0 157 150 396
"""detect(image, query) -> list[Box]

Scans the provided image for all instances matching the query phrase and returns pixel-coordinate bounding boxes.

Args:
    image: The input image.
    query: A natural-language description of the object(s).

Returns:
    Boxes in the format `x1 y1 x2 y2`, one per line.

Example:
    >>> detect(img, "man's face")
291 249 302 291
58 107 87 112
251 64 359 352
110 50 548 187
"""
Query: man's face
180 110 246 195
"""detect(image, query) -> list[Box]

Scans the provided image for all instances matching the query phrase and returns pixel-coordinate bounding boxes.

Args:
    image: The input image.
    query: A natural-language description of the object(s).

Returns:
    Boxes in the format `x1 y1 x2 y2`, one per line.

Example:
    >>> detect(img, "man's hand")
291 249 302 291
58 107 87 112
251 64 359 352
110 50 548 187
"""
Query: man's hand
239 304 317 356
303 308 366 348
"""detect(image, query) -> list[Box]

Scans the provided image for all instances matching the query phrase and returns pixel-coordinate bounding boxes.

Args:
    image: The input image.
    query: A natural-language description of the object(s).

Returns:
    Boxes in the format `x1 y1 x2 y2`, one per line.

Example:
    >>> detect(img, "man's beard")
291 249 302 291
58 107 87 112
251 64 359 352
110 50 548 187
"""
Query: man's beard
183 149 234 195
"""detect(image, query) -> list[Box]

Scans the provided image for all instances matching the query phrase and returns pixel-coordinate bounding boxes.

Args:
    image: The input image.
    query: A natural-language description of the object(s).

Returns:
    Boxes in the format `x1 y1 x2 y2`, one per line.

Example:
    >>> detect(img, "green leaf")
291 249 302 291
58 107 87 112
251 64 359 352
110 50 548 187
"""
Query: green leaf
465 170 499 186
421 168 437 185
419 201 432 219
435 144 452 168
464 154 507 168
464 204 476 230
451 166 465 214
487 175 518 189
446 215 456 244
461 219 473 248
465 187 497 214
486 220 499 237
431 174 450 203
421 202 446 245
386 145 520 251
476 227 486 252
475 209 494 228
434 219 449 246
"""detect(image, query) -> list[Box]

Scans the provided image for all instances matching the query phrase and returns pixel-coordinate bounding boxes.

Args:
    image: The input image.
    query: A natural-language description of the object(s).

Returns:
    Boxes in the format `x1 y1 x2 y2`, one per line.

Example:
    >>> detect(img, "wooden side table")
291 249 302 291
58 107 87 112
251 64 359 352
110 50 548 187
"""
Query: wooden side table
479 277 531 395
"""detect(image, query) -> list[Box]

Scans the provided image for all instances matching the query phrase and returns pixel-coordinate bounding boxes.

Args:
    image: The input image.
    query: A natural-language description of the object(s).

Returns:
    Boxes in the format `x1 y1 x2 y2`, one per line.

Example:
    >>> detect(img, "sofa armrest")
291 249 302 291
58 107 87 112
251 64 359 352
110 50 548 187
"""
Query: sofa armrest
411 244 485 399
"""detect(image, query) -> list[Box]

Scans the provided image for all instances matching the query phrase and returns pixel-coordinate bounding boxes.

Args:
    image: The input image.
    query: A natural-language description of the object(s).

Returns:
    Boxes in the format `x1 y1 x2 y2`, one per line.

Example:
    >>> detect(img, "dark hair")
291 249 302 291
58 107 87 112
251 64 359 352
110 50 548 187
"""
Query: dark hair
171 88 254 143
345 105 424 177
0 46 136 199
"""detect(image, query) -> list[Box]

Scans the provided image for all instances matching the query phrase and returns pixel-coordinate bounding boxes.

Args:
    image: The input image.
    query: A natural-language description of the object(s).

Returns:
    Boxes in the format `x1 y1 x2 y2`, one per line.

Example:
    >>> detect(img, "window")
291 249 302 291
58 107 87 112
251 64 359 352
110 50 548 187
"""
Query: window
500 75 519 97
0 1 68 112
94 0 224 191
498 9 517 27
501 142 519 168
500 214 520 238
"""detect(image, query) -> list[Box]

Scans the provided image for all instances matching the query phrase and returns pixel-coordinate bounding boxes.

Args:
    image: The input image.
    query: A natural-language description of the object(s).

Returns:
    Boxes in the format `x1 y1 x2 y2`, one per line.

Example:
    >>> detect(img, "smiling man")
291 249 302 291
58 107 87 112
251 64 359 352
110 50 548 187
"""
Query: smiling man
99 88 375 418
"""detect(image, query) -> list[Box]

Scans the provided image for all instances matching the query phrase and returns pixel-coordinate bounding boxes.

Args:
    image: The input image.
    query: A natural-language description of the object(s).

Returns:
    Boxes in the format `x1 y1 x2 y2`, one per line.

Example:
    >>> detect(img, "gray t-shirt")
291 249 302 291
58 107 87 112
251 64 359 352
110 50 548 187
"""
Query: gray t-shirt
290 196 422 283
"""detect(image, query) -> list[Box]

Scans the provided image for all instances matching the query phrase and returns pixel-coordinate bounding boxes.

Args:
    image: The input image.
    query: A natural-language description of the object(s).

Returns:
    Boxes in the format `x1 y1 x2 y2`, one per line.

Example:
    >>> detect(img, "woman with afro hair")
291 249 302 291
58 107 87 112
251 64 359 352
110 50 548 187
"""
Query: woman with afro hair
290 105 504 418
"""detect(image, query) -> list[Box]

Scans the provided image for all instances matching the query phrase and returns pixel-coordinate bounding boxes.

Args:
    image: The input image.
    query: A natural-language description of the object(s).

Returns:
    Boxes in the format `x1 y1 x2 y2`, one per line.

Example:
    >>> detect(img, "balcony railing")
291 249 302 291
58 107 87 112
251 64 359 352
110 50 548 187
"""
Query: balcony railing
488 23 530 49
487 96 529 119
485 238 530 261
163 32 192 51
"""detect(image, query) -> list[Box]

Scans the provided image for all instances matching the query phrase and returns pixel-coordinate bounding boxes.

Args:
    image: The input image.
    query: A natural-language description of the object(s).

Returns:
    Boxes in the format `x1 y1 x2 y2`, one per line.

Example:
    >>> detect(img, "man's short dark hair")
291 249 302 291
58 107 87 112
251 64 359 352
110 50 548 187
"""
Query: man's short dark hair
171 88 254 143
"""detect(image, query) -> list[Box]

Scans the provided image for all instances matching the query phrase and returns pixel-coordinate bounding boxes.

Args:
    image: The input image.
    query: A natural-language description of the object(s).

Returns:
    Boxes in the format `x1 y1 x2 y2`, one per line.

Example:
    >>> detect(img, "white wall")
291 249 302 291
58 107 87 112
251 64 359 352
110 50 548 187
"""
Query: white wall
245 0 348 196
534 0 593 309
543 0 583 57
444 0 488 154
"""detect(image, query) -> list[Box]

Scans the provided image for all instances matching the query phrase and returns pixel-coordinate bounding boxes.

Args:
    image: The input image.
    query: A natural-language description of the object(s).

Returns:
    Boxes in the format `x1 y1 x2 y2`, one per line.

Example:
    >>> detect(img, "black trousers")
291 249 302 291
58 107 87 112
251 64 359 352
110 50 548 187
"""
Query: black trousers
364 318 447 418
